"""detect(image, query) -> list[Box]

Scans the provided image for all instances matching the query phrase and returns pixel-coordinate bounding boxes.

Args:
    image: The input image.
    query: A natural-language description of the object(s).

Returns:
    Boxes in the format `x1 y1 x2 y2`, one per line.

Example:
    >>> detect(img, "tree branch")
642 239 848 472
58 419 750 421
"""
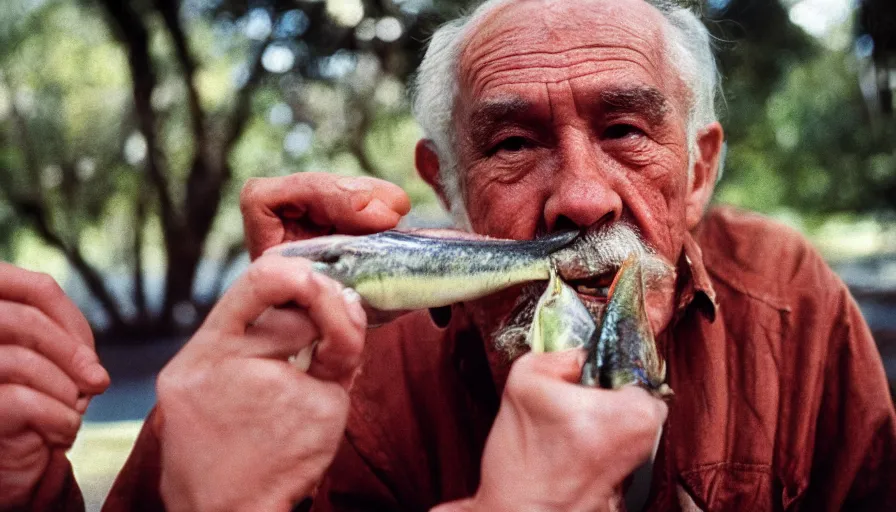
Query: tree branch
209 239 247 301
342 93 385 179
152 0 206 148
223 40 268 153
132 184 149 321
96 0 182 240
0 83 127 329
15 195 128 330
181 38 268 257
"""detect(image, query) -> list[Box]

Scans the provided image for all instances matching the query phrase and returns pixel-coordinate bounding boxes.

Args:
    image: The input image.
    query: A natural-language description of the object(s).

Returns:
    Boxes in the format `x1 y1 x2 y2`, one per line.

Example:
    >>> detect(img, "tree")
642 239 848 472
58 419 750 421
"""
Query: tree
0 0 472 341
0 0 892 343
707 0 896 219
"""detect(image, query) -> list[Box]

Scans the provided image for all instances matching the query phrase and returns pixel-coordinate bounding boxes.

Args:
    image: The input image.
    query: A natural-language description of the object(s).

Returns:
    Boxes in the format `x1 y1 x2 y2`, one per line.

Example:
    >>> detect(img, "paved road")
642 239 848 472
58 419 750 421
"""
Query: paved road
86 337 187 422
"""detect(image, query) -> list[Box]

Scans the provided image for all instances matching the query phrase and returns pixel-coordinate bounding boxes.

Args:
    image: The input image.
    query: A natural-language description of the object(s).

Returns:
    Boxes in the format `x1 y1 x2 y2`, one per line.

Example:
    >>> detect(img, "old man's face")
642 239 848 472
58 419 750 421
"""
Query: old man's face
446 0 714 341
413 0 723 352
456 0 693 254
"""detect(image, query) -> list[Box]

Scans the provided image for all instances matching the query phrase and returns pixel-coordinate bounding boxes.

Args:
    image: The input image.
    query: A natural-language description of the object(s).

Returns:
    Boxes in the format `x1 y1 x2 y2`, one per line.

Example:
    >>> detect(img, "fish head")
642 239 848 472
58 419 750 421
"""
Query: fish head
580 253 671 399
528 269 597 354
271 233 396 289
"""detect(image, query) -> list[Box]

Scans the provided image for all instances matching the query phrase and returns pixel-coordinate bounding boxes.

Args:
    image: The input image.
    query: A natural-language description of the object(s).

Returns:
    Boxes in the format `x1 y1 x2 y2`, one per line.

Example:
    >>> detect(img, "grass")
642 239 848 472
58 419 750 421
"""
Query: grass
68 421 143 512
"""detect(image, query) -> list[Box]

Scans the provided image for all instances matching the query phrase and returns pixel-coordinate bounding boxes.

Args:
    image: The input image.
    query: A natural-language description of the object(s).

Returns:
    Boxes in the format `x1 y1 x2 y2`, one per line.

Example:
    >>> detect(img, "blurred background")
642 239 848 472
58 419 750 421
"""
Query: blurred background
0 0 894 508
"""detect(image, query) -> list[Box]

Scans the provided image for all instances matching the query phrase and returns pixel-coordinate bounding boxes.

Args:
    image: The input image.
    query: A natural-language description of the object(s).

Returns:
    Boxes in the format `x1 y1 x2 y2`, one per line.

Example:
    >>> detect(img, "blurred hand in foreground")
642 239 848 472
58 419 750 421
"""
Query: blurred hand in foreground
434 350 667 512
0 263 110 509
155 253 367 512
240 172 411 259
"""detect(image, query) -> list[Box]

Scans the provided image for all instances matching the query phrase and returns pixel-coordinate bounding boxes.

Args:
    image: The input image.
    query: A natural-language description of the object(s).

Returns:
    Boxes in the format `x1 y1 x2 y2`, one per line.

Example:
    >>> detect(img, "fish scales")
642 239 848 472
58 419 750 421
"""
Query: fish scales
580 254 670 397
277 230 578 311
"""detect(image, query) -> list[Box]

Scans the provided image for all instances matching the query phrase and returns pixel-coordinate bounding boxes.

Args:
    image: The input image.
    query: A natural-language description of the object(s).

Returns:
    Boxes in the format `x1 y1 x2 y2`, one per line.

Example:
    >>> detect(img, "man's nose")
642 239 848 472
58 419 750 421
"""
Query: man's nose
543 140 622 231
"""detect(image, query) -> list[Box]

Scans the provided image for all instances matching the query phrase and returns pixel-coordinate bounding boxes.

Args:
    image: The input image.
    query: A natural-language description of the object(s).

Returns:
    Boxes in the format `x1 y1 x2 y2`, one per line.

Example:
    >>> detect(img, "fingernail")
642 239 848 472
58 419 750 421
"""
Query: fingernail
342 287 361 303
289 341 317 372
342 288 367 328
337 177 373 192
74 347 109 388
363 197 389 213
349 190 375 212
310 272 333 291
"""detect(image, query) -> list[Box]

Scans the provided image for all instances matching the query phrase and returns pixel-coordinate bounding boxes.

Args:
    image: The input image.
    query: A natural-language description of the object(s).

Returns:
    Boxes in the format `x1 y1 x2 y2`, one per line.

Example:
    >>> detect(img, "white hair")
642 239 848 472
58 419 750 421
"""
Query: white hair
411 0 721 228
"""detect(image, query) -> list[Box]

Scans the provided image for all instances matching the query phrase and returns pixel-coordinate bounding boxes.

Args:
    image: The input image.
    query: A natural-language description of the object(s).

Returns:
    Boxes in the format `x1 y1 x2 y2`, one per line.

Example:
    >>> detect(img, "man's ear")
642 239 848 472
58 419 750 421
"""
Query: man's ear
415 139 451 209
685 122 724 230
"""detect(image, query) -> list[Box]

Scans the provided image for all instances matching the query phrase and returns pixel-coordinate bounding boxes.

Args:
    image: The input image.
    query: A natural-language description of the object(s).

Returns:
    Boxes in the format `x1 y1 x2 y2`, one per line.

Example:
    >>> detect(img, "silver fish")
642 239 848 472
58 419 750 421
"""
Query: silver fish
580 254 671 398
528 268 596 353
272 229 578 315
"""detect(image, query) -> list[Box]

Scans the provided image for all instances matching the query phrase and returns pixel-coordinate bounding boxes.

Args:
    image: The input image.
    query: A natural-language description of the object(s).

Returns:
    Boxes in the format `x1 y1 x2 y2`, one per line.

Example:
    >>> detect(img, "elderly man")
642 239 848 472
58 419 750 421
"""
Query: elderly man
4 0 893 510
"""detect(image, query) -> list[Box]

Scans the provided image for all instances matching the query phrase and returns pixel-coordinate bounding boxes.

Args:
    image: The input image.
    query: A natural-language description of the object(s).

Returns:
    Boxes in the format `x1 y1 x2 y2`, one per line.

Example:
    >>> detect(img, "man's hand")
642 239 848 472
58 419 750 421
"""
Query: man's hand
0 263 110 509
436 350 667 512
240 172 411 259
155 253 367 512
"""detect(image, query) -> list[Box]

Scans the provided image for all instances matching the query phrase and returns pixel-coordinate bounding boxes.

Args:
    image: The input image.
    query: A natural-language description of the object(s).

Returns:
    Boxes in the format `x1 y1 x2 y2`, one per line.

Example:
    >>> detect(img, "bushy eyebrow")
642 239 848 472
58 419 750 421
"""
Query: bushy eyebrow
599 86 670 126
467 97 533 144
464 86 671 145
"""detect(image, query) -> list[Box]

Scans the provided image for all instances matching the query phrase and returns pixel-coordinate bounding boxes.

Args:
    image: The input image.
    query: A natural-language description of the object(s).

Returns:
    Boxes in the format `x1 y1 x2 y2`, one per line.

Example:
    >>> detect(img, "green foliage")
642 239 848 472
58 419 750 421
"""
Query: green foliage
717 49 896 217
0 0 893 338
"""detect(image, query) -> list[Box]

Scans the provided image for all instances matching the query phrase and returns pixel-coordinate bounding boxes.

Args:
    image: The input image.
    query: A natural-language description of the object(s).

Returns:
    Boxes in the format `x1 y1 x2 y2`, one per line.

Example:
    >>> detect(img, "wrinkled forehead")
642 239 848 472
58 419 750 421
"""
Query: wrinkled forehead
458 0 678 99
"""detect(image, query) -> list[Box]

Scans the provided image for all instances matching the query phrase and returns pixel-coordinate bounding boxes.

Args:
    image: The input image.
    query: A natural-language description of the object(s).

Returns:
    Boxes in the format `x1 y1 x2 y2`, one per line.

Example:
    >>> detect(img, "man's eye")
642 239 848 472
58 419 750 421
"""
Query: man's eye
494 136 531 153
602 124 644 139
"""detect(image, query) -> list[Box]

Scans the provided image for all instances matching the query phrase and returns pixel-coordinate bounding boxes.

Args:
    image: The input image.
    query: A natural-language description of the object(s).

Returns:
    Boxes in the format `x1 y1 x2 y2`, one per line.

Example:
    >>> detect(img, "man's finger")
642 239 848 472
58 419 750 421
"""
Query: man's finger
0 263 94 349
0 345 80 408
0 300 109 394
512 349 587 383
203 256 316 336
319 177 411 232
244 306 321 360
203 256 366 384
305 283 366 388
240 173 411 258
0 384 82 446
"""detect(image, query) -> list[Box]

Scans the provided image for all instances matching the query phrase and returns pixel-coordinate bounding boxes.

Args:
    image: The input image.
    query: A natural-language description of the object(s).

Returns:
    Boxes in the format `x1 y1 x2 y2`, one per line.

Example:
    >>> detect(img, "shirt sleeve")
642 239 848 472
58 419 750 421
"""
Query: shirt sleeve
101 407 166 512
308 435 403 512
98 406 404 512
29 449 86 512
802 288 896 511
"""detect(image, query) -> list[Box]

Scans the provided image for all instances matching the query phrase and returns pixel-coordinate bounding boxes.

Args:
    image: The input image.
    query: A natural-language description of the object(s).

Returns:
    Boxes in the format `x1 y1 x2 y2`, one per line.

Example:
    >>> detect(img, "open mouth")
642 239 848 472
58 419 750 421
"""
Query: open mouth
565 272 615 301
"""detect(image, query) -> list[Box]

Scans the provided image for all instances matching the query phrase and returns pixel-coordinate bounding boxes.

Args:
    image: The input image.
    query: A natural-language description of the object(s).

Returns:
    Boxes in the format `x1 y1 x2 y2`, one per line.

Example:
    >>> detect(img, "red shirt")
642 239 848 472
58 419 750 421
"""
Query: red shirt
49 207 896 511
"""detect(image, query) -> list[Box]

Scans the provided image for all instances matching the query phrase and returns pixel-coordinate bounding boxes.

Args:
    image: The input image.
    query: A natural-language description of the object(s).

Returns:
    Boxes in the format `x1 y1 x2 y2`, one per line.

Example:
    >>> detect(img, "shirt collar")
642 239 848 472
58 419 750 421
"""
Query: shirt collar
676 231 718 323
440 230 721 332
447 230 720 394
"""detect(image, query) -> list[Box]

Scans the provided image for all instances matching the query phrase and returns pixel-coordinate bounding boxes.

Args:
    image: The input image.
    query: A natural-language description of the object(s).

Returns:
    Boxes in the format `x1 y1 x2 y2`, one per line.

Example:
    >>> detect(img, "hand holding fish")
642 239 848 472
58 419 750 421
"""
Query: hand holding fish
154 254 367 512
0 263 110 509
240 172 411 259
435 350 667 512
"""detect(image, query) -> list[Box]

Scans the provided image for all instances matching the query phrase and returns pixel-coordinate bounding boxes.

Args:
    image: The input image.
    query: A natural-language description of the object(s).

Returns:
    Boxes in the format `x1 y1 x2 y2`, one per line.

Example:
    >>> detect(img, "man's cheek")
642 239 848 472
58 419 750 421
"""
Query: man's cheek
467 187 544 239
620 173 687 257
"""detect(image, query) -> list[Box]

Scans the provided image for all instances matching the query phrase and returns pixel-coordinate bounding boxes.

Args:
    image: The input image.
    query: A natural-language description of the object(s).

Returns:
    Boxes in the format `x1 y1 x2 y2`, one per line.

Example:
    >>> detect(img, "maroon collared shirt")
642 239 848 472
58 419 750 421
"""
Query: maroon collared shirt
44 207 896 511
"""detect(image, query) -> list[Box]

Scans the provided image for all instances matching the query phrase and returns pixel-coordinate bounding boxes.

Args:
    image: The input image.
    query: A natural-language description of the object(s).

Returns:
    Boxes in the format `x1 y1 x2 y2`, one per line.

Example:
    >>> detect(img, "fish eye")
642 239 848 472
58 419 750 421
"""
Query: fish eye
318 250 342 264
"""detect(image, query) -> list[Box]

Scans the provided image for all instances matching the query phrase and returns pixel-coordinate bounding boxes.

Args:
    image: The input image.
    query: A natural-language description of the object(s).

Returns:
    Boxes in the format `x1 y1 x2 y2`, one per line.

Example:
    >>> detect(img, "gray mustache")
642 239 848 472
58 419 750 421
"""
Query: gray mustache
550 223 672 285
492 223 671 360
